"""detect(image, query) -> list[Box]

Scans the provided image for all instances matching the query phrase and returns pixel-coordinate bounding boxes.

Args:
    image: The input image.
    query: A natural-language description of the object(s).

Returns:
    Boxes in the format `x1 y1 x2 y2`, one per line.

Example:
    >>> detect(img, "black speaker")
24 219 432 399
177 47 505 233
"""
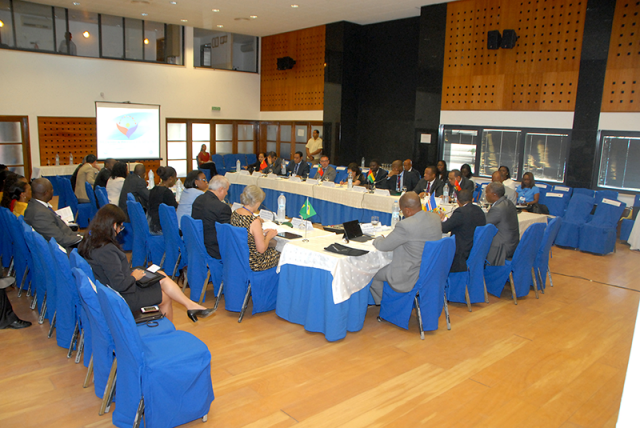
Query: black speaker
277 56 296 70
501 30 518 49
487 30 501 50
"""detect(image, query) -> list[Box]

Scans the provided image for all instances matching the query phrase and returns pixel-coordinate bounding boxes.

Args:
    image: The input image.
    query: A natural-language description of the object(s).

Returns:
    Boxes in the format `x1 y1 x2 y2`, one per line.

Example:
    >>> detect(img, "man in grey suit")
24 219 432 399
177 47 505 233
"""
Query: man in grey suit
119 164 150 221
314 155 337 182
370 192 442 304
485 182 520 266
445 169 475 200
24 178 83 251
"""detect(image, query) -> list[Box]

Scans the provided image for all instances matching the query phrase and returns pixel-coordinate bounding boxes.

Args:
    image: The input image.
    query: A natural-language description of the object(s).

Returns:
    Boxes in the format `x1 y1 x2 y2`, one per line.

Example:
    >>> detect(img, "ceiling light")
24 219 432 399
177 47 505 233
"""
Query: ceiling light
217 24 223 28
291 4 299 8
212 9 219 12
141 13 148 16
144 38 149 44
82 31 90 38
73 2 80 5
0 20 4 28
170 1 176 4
250 15 257 19
181 19 187 22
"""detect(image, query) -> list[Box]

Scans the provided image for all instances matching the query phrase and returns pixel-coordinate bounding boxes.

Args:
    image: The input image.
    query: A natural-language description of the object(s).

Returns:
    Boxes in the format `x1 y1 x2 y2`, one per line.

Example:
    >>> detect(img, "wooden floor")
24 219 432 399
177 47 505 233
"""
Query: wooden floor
0 243 639 428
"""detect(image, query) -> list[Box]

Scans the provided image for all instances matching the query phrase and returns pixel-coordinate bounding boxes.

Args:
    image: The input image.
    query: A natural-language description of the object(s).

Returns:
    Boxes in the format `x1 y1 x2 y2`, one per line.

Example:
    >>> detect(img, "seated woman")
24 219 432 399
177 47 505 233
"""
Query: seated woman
231 185 280 271
437 160 448 183
196 144 218 177
106 161 128 205
340 162 366 186
1 172 23 209
177 170 207 229
79 204 214 322
148 166 178 234
9 180 31 217
516 172 540 205
246 152 267 173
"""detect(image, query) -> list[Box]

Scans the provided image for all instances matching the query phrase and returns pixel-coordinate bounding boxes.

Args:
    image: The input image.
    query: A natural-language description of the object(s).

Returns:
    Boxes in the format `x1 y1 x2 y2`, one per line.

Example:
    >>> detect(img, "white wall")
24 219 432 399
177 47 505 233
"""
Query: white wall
599 113 640 132
440 110 575 129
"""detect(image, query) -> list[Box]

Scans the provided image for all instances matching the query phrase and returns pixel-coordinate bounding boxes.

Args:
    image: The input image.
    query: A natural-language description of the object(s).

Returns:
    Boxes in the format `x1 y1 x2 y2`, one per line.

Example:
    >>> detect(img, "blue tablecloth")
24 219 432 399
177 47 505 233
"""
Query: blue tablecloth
276 265 373 341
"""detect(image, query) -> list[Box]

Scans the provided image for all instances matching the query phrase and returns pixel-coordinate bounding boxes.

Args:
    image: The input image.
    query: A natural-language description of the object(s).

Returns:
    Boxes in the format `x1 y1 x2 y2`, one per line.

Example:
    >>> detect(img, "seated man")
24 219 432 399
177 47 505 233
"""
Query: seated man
75 154 99 203
370 192 442 304
191 175 232 259
286 151 310 178
119 164 150 221
24 178 83 251
439 189 486 272
313 155 337 182
366 159 388 186
445 169 475 200
94 158 115 190
485 182 520 266
479 171 517 204
263 151 285 175
378 160 419 194
414 165 445 197
403 159 421 184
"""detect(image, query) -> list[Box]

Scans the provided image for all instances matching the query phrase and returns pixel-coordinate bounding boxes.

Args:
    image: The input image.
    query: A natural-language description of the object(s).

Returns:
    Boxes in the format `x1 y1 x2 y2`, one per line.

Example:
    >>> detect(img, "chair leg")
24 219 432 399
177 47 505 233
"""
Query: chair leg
8 258 14 277
414 293 425 340
67 321 79 358
238 284 252 323
171 253 181 280
75 330 85 364
464 285 472 312
214 282 224 311
203 414 208 422
30 291 37 310
100 359 117 416
38 294 47 324
198 271 211 304
483 277 489 303
444 293 451 330
509 272 518 305
17 266 28 297
26 280 32 297
530 268 539 299
537 268 545 294
160 252 166 268
133 396 145 428
548 270 554 288
182 271 188 292
83 355 94 388
47 311 57 338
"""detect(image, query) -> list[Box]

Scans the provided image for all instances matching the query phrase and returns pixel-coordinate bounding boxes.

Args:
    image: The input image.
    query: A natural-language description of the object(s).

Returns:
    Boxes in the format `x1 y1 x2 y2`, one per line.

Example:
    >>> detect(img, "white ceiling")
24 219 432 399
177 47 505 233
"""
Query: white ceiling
33 0 454 37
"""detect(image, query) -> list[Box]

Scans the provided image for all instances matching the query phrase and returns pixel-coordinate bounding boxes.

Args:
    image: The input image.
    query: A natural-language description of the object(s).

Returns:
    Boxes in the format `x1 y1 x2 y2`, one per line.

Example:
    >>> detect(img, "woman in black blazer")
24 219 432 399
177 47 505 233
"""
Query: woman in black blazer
79 204 214 322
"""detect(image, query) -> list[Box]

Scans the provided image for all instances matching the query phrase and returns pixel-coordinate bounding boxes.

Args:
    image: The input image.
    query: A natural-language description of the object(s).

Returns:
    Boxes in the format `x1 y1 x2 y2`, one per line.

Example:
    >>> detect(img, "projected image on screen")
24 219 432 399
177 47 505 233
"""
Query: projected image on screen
96 102 161 160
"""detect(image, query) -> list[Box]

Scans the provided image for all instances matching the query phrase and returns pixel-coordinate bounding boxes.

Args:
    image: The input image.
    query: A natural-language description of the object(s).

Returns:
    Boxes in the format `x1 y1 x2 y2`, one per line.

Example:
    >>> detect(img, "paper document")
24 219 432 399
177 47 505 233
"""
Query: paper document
147 264 161 273
55 206 74 225
262 221 296 234
259 209 274 221
231 202 242 212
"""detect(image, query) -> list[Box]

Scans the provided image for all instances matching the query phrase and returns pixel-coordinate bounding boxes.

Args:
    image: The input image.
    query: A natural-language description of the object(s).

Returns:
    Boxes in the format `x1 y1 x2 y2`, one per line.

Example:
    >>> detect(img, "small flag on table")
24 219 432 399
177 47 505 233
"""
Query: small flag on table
424 192 437 211
454 178 462 192
260 159 267 170
367 170 375 184
300 197 316 219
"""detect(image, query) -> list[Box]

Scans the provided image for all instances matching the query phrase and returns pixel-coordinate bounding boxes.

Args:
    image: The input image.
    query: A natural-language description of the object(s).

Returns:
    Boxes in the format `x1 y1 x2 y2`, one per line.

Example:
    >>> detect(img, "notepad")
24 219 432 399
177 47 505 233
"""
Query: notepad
55 206 74 225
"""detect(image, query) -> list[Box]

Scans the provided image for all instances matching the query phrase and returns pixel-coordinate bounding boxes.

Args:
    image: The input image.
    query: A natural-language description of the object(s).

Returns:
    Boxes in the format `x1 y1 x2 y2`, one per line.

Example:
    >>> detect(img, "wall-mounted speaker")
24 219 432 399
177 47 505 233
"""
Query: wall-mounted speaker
277 56 296 70
487 30 501 50
501 30 518 49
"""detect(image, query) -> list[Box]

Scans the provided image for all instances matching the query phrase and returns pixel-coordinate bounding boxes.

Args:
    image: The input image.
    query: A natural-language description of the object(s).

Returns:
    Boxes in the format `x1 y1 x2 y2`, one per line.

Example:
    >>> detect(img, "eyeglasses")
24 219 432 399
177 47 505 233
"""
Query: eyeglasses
118 224 125 231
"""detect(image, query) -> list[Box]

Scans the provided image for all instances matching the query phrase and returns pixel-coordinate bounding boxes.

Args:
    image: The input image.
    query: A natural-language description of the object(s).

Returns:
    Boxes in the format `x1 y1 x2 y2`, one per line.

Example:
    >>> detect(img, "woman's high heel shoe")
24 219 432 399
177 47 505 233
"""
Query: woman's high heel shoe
187 308 216 323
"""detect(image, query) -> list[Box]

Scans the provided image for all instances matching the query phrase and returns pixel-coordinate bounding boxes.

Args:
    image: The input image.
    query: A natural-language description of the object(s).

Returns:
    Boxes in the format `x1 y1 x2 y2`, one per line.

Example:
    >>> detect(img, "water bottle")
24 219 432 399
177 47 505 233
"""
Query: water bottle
281 162 286 176
277 193 286 221
443 184 449 202
347 173 353 189
55 153 60 166
69 152 74 165
361 157 365 168
236 159 241 172
147 169 155 190
175 179 184 202
47 158 50 166
391 200 400 228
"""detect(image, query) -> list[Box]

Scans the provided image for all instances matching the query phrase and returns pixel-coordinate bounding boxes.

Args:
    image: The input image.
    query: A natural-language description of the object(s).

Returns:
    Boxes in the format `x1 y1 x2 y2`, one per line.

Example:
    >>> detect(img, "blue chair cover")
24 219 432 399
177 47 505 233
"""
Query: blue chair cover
95 185 109 208
55 176 68 209
379 237 456 331
309 166 318 178
532 216 562 290
85 181 99 214
211 154 225 174
535 183 550 200
234 153 247 166
181 217 222 303
158 204 187 277
595 190 619 206
555 193 596 248
48 239 78 349
1 209 32 292
127 200 165 268
69 249 95 366
542 192 568 217
127 192 136 203
485 223 546 298
572 188 595 198
223 154 236 171
447 224 498 304
335 168 348 184
70 248 95 281
30 228 58 325
552 185 573 198
246 153 257 165
620 195 640 241
58 177 93 227
216 223 279 314
200 168 211 182
96 281 214 428
0 206 12 269
579 199 627 255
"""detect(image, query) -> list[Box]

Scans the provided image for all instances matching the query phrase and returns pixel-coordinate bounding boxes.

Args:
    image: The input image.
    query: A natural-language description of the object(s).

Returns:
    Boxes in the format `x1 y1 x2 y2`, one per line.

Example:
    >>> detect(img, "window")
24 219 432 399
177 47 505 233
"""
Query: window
166 122 187 178
191 123 211 170
479 129 521 178
598 132 640 191
124 18 143 60
193 27 258 72
523 133 570 183
13 0 55 52
100 14 123 58
0 0 15 47
259 122 322 160
443 128 478 173
67 9 99 57
0 116 31 178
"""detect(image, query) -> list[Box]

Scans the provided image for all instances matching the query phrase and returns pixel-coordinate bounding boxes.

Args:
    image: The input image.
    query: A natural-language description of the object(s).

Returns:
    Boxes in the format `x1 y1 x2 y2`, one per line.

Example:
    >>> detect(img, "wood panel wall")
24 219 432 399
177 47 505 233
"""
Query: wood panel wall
601 0 640 112
442 0 587 111
260 25 325 111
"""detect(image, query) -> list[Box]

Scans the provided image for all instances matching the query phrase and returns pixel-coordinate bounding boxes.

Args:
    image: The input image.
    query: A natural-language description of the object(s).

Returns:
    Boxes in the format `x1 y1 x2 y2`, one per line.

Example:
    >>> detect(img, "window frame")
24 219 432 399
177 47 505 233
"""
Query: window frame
594 129 640 194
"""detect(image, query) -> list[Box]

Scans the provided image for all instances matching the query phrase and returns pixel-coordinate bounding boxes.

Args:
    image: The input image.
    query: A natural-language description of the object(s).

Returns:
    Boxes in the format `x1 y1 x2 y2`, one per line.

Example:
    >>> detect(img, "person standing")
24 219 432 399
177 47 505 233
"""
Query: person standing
58 32 77 55
305 130 323 165
75 154 99 203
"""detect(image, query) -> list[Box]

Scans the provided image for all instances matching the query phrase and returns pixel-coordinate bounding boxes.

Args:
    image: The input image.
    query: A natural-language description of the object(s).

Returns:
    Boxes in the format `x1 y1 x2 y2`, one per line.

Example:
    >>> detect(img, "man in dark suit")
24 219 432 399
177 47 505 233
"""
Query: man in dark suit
403 159 421 186
24 178 83 251
94 158 115 189
119 164 150 221
367 159 388 185
313 155 337 182
485 182 520 266
414 166 445 197
445 169 475 200
439 190 486 272
263 151 285 175
191 175 232 259
379 160 420 194
285 151 310 178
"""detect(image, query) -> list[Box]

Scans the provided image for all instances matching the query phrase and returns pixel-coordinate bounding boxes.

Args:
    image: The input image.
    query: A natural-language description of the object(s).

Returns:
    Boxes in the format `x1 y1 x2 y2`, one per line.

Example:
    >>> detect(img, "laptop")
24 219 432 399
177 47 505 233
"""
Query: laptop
343 220 375 242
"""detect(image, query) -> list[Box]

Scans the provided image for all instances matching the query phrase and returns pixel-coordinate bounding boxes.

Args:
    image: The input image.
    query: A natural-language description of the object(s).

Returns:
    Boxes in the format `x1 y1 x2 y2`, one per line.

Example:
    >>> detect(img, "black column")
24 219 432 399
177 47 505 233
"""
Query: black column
567 0 616 188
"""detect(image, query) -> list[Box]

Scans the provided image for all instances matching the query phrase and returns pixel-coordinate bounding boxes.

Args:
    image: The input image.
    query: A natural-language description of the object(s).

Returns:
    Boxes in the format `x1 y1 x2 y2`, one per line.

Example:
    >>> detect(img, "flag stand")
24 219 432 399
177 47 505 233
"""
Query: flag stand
302 217 309 242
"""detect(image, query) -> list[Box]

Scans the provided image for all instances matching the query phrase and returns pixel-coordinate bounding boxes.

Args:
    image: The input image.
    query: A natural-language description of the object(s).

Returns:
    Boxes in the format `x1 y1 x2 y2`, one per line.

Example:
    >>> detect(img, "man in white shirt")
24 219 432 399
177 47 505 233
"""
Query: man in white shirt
306 130 323 164
58 32 77 55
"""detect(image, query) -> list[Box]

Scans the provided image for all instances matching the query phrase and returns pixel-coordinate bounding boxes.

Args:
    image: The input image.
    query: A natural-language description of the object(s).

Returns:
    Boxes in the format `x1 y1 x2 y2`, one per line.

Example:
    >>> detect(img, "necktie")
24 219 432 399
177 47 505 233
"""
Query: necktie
397 174 401 191
426 182 431 194
294 163 299 175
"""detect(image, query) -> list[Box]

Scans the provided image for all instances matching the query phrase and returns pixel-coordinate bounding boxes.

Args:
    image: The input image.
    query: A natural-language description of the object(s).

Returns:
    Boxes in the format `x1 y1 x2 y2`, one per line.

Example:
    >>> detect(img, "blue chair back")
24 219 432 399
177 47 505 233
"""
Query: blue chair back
200 169 211 182
335 168 348 184
533 217 562 289
1 208 31 291
127 192 136 203
211 154 224 173
158 203 187 277
127 200 165 268
20 219 47 313
0 205 12 269
70 248 95 281
30 227 58 324
509 223 546 297
379 237 456 331
542 192 569 217
85 181 99 213
595 190 619 206
181 216 221 303
234 153 247 166
223 154 236 170
246 153 257 165
590 198 627 227
48 238 79 349
535 183 550 200
572 188 595 198
95 185 109 208
564 193 596 222
309 166 318 178
58 177 78 217
552 185 573 198
55 176 68 209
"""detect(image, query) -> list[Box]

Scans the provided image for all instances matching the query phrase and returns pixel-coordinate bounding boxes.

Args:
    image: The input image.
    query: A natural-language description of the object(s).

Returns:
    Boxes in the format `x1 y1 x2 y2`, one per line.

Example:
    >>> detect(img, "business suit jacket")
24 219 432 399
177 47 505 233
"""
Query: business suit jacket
378 171 420 194
373 210 442 292
94 167 111 189
442 202 487 272
191 191 232 259
119 173 150 221
445 176 475 196
263 158 285 175
314 166 337 182
369 168 388 184
413 177 445 197
75 163 99 202
286 160 310 178
485 196 520 266
23 199 82 250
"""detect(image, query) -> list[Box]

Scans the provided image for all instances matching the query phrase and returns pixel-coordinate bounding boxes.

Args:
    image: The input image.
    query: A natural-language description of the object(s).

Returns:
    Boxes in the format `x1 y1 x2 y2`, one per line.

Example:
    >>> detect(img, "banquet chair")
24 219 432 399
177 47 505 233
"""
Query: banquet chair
484 222 546 304
21 221 54 325
216 222 279 322
127 200 165 268
552 185 573 198
59 177 93 227
211 154 225 174
235 153 248 167
223 154 236 171
620 194 640 242
572 188 595 198
95 185 109 208
181 216 222 304
55 176 68 210
578 198 627 255
334 167 348 184
98 188 132 250
69 249 94 364
0 205 13 271
377 236 455 339
555 193 596 248
541 192 569 217
96 280 214 428
595 190 619 206
535 183 550 201
158 203 188 279
200 168 211 182
48 238 79 349
0 208 31 294
309 166 318 179
85 181 99 214
247 153 257 165
533 216 562 291
446 224 498 311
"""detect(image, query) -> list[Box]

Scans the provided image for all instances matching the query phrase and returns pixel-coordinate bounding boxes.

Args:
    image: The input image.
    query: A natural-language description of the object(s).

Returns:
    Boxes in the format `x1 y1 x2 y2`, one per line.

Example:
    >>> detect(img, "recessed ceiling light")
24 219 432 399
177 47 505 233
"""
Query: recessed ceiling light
170 1 176 4
73 2 80 5
212 9 219 12
217 24 223 28
0 20 4 28
250 15 257 19
141 13 148 16
291 4 299 8
144 38 149 44
82 31 90 38
181 19 187 22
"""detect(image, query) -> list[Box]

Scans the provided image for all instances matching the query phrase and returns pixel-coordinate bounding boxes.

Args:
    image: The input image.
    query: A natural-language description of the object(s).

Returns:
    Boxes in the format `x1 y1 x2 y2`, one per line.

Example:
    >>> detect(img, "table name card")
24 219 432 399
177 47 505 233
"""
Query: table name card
259 209 274 221
545 192 564 198
305 179 319 185
374 189 391 196
239 170 250 175
350 186 367 193
266 173 278 179
554 186 570 192
289 176 302 183
322 181 336 188
291 218 314 231
602 198 621 207
252 171 262 176
231 202 242 211
536 184 549 189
